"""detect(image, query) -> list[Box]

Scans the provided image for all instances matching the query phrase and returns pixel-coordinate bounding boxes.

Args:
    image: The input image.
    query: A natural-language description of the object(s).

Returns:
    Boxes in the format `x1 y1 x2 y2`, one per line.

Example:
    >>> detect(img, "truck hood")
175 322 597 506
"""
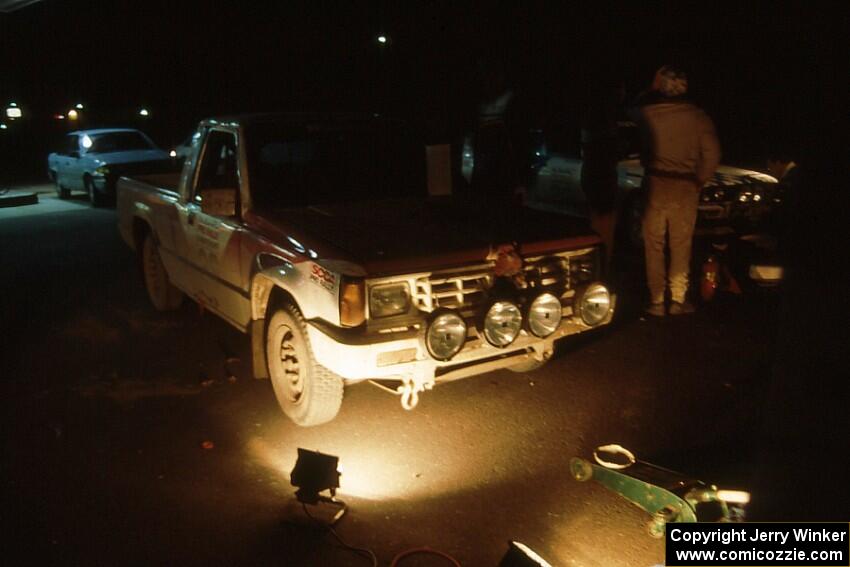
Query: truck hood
91 149 170 165
257 198 599 275
618 159 778 187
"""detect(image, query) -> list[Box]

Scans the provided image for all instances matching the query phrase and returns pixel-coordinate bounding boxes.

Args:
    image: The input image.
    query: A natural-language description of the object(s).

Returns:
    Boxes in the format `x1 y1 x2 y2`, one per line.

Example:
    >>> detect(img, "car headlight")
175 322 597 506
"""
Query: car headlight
483 300 522 347
369 283 410 318
527 292 562 338
94 165 110 176
425 309 467 361
575 283 611 326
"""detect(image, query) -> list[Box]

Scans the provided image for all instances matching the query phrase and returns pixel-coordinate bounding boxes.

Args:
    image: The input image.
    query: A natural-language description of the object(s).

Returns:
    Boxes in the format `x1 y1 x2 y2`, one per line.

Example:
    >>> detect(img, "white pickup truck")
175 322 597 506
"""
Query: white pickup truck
118 114 614 426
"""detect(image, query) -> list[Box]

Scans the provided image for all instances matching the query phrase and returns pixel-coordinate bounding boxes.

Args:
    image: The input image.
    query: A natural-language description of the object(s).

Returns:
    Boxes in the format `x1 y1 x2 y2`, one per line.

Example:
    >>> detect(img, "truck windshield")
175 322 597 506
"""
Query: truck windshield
87 132 155 153
244 122 425 210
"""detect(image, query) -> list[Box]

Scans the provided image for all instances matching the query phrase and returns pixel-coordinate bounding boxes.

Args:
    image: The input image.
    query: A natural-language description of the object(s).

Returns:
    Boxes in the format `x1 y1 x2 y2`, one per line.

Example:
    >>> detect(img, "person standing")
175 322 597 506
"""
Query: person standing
634 65 721 315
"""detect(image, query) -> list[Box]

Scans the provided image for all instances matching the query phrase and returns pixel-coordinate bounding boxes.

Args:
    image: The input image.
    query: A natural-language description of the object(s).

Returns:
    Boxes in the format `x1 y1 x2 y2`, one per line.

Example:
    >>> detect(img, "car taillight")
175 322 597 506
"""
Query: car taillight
340 278 365 327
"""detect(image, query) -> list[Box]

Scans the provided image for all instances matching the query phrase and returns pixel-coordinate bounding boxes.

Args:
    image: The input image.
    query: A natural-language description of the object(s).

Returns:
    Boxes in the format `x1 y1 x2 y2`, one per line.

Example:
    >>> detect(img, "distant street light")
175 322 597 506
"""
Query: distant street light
139 108 150 116
6 106 22 119
0 123 8 130
67 109 79 120
55 114 66 120
75 103 84 110
377 34 390 45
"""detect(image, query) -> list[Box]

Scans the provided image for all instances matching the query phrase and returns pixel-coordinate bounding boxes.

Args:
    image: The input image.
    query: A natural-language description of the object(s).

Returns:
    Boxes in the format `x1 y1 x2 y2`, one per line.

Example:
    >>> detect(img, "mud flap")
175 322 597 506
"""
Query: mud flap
251 318 269 379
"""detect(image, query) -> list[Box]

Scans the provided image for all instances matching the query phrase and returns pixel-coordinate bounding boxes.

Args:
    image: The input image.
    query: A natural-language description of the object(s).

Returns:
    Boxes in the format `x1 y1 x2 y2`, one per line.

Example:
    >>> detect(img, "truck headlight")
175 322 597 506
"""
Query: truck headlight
369 283 410 318
425 309 466 361
94 165 110 176
575 283 611 326
527 292 562 337
483 300 522 347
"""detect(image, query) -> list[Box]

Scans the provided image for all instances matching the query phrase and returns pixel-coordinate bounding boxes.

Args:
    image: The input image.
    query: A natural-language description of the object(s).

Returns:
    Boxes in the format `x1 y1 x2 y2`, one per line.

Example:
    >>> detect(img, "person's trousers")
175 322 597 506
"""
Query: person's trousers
642 176 700 304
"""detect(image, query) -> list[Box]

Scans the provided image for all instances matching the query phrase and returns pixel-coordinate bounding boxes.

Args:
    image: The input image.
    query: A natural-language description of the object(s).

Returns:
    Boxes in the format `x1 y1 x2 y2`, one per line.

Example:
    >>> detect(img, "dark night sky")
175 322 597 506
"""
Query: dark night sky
1 1 847 162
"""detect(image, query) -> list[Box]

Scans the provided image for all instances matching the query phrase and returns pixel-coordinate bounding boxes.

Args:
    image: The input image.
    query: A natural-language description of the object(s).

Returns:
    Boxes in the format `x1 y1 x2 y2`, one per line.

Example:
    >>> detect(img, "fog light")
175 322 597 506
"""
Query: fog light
575 283 611 326
527 292 562 338
483 301 522 347
425 309 466 361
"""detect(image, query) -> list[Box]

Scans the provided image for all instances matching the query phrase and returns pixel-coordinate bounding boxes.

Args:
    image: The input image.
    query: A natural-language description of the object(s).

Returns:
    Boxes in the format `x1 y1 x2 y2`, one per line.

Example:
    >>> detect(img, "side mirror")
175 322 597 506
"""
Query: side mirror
198 188 237 217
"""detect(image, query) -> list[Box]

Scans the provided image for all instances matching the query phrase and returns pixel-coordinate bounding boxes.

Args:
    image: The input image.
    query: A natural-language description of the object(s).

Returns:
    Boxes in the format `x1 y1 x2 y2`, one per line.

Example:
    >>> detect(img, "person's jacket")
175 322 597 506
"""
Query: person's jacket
633 92 721 185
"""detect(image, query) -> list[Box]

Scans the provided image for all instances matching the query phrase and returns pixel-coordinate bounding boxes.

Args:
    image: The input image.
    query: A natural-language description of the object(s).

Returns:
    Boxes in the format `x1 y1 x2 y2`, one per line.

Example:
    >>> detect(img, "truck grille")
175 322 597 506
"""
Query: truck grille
412 248 595 313
414 266 491 312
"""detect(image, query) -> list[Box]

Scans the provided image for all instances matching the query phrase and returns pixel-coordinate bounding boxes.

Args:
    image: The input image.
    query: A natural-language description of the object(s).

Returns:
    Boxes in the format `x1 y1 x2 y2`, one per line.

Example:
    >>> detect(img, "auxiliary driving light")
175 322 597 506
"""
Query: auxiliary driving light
483 300 522 347
425 309 467 361
575 283 611 326
527 292 562 338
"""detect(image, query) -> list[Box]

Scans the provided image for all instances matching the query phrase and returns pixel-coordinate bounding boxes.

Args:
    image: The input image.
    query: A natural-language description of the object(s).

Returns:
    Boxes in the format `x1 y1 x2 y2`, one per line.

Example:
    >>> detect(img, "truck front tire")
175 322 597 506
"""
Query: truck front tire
142 233 183 311
266 304 343 426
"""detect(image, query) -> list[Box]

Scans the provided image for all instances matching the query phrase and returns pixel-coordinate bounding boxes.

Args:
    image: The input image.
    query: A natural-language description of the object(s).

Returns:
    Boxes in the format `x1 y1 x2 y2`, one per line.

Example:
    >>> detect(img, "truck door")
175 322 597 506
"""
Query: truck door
179 128 251 330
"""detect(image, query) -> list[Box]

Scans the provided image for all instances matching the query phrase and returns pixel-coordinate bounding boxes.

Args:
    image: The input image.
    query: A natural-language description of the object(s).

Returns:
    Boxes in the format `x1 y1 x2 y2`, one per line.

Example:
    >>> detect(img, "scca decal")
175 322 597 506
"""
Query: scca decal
309 263 337 292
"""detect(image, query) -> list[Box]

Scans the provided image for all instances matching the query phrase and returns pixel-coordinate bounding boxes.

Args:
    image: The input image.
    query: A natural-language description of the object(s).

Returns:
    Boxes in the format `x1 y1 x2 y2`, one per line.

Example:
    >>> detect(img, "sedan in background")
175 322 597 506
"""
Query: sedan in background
47 128 173 206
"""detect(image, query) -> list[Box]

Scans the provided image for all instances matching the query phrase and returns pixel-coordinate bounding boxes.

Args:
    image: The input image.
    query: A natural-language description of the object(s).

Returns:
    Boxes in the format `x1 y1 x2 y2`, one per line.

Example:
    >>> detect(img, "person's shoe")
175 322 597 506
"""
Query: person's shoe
669 301 696 315
644 302 666 317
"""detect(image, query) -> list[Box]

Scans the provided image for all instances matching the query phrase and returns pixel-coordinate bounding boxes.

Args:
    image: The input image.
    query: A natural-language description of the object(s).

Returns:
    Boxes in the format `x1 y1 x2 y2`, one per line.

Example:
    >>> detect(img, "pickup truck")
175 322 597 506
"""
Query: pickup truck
117 114 614 426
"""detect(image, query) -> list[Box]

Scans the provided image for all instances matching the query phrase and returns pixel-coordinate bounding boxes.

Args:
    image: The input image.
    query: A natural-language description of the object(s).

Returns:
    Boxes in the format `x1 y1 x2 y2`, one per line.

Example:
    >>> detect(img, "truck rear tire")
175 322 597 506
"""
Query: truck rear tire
266 304 343 426
142 233 183 311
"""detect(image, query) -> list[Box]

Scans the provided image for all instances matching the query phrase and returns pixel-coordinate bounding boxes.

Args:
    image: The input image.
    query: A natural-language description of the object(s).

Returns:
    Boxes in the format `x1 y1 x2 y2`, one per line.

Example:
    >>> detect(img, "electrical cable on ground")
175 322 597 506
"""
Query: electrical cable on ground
302 503 378 567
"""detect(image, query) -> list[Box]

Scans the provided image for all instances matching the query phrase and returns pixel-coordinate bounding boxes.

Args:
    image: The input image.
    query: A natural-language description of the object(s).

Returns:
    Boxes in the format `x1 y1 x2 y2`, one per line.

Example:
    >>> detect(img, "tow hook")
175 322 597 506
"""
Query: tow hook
367 375 435 411
398 378 433 410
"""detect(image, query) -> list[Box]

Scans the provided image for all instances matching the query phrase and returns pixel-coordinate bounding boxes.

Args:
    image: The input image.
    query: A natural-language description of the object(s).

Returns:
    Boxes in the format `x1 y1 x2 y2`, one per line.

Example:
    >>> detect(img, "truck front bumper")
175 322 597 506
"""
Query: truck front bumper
306 294 615 385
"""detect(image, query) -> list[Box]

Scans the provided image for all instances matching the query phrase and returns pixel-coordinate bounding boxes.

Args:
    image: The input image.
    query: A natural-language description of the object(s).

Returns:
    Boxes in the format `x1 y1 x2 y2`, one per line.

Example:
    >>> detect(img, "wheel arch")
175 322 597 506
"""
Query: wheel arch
132 216 152 253
250 256 302 322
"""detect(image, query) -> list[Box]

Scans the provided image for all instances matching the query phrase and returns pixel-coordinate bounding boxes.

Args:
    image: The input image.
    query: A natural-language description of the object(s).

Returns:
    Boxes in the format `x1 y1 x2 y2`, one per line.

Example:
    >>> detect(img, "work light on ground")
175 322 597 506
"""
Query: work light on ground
290 448 347 524
499 541 554 567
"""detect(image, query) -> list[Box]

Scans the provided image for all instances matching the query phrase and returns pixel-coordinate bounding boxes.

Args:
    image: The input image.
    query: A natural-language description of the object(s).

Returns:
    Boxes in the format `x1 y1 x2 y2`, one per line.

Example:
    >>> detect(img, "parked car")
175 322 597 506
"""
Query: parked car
47 128 173 206
462 122 781 246
118 113 615 426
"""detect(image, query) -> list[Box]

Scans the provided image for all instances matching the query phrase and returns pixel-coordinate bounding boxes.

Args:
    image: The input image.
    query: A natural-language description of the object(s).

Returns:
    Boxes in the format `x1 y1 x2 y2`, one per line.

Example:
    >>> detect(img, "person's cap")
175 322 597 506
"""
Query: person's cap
652 65 688 97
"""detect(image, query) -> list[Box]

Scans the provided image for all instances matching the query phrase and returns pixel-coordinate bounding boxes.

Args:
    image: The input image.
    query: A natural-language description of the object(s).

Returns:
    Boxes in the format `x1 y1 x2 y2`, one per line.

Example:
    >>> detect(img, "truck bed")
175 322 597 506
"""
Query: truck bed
116 172 183 252
124 172 182 195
